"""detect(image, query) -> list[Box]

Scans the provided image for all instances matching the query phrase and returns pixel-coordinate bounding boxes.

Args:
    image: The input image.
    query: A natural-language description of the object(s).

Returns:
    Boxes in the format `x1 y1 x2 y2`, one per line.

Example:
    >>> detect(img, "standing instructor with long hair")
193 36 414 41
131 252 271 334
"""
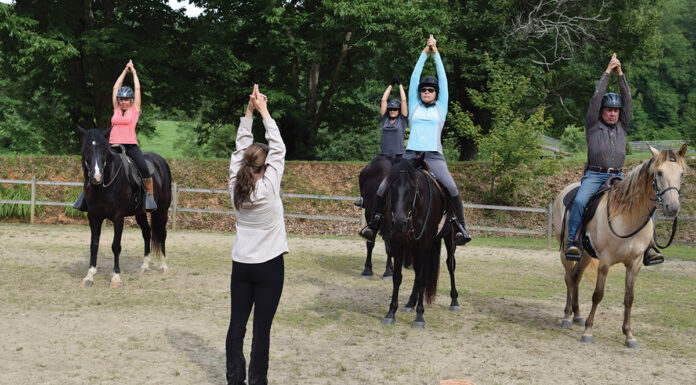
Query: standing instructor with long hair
227 85 288 385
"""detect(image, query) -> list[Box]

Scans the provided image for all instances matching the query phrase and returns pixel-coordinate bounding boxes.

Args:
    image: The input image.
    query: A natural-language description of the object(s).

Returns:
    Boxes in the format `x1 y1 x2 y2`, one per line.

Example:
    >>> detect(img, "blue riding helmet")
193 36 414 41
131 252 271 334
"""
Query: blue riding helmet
387 99 401 110
116 86 134 99
601 92 622 109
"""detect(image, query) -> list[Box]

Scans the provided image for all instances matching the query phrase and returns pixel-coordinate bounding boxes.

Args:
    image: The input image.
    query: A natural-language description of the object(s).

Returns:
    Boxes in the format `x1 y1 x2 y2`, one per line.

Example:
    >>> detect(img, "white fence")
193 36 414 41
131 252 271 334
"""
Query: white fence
2 177 694 248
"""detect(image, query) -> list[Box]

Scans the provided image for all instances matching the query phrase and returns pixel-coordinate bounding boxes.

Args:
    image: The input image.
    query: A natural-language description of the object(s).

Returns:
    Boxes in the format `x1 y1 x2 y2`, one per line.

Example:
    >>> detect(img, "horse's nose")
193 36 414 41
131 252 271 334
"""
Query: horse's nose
391 217 408 233
663 202 680 218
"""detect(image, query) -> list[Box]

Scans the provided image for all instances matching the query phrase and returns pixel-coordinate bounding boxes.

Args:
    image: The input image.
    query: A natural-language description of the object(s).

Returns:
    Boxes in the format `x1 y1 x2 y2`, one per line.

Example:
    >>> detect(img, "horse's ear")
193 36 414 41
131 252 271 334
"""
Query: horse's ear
76 124 87 135
103 126 112 138
678 143 688 158
648 143 659 158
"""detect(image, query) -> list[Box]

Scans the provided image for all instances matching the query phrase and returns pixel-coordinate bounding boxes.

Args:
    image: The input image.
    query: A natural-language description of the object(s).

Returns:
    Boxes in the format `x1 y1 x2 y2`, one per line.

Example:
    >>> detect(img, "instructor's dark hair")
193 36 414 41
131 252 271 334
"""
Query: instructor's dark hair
233 143 269 210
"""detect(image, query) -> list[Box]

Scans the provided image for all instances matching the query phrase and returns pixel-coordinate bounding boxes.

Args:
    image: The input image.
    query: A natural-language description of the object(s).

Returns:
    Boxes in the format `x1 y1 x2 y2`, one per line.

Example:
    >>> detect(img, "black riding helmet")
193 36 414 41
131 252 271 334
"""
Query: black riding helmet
116 86 134 99
601 92 622 109
418 76 439 93
387 99 401 110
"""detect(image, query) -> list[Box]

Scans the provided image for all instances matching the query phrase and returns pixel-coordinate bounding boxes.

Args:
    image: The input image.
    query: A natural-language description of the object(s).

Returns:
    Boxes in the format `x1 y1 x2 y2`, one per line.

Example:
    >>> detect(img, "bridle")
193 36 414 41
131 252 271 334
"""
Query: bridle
607 171 680 248
401 170 433 242
84 146 122 188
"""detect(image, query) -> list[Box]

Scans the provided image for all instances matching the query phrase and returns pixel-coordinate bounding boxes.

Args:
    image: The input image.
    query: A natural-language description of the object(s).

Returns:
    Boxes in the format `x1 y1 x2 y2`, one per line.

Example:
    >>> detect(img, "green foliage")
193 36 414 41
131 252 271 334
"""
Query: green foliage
560 124 587 153
315 124 380 162
0 184 35 218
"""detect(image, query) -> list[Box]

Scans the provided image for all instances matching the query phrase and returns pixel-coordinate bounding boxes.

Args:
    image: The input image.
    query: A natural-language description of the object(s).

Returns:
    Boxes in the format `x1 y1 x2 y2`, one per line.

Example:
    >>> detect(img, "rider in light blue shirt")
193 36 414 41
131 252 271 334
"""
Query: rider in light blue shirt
359 35 471 246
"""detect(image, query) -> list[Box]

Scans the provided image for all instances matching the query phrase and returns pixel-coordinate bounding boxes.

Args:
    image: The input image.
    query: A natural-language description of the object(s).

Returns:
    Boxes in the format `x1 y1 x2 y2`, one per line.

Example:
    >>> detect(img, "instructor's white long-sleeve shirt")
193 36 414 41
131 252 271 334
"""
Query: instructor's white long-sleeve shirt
229 117 289 263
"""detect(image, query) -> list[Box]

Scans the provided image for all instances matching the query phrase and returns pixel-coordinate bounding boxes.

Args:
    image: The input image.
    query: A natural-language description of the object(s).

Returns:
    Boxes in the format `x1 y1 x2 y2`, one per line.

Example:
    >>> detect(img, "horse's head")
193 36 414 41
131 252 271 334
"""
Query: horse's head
386 154 425 234
78 124 112 185
649 144 688 218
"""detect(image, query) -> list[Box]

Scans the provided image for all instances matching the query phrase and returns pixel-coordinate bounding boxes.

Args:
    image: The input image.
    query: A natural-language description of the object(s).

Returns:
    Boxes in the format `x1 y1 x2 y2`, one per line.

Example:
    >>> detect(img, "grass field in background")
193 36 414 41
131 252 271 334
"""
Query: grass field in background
138 120 186 159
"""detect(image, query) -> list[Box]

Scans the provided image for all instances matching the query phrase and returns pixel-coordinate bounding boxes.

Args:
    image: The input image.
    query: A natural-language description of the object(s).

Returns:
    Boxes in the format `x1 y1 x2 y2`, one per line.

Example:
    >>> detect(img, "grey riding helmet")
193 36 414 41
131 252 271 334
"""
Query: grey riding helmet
601 92 622 109
418 76 439 93
116 86 134 99
387 99 401 110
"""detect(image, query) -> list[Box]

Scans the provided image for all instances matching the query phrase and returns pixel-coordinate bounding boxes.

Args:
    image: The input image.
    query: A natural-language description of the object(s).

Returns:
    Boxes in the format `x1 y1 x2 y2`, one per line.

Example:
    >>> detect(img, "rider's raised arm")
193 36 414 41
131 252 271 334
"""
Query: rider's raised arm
257 96 285 197
112 65 129 109
398 84 408 117
130 62 141 111
380 85 392 116
409 52 428 117
586 72 609 132
228 97 255 195
434 53 448 119
618 74 632 127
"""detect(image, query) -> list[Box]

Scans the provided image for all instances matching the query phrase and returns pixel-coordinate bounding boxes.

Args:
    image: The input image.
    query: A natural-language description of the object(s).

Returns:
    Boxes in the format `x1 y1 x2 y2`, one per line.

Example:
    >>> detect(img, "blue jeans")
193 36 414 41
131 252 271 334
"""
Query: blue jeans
567 170 623 243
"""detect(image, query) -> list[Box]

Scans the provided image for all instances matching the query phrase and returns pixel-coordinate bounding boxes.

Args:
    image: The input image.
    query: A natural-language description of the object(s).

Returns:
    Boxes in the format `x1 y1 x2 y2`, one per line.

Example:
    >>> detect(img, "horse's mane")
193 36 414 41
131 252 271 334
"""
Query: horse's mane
609 149 687 215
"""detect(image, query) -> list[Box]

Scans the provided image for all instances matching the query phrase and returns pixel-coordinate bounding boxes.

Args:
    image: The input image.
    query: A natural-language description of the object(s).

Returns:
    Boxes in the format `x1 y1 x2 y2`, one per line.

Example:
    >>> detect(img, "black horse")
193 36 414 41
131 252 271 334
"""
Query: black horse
77 125 172 288
381 154 460 328
358 155 394 279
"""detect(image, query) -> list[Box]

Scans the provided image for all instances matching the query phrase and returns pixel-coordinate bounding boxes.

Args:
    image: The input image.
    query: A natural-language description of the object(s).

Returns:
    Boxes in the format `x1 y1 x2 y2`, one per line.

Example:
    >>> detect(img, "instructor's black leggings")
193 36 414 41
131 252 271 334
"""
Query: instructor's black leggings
122 144 150 178
226 255 284 385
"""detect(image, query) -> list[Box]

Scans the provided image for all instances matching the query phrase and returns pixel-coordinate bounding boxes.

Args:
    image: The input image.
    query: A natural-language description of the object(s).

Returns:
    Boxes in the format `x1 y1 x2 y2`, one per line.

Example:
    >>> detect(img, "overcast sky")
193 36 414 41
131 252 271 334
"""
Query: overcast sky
0 0 205 18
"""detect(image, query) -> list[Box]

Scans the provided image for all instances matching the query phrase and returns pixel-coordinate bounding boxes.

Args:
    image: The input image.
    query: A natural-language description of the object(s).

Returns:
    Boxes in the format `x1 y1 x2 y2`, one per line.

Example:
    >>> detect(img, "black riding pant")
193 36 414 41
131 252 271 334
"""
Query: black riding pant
226 255 284 385
122 144 150 178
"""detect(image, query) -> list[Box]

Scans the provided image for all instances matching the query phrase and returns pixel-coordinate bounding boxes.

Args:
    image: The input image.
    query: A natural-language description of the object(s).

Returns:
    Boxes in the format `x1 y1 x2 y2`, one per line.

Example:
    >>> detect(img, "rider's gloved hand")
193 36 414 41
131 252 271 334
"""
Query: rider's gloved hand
392 73 401 86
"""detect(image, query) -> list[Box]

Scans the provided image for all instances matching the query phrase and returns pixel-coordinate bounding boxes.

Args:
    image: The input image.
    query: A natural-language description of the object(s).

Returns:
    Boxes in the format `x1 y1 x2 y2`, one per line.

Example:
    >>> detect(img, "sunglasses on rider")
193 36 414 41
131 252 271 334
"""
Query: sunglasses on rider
387 108 399 112
419 87 436 93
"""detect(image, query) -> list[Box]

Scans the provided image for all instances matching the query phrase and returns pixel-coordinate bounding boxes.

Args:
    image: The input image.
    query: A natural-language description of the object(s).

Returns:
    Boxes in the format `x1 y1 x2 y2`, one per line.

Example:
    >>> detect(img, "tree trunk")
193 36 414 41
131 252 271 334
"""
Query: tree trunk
459 137 478 160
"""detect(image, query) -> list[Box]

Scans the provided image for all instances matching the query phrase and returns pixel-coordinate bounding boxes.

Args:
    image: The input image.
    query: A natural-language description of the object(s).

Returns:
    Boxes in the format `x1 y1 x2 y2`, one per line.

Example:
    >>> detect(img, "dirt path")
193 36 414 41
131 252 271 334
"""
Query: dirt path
0 224 694 384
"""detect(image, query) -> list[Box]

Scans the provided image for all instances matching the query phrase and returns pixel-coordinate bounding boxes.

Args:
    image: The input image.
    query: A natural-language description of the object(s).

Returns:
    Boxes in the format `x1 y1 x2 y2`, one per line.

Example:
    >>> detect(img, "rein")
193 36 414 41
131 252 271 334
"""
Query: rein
606 173 680 247
84 152 122 188
407 170 433 242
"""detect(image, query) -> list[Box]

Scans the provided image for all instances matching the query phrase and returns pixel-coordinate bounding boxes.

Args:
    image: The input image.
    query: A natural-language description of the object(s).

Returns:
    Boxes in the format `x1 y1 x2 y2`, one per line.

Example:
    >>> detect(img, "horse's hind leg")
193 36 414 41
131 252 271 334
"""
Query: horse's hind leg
81 215 104 287
109 216 125 288
622 259 642 348
383 245 403 325
135 213 152 273
560 254 589 328
412 260 426 329
403 279 417 312
445 234 459 311
151 209 169 273
581 261 609 343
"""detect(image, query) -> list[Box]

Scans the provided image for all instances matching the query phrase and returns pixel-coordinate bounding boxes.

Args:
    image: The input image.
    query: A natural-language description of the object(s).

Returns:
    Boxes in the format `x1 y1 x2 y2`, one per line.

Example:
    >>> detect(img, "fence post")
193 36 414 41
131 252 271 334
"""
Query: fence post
547 203 553 248
30 176 36 225
172 182 178 230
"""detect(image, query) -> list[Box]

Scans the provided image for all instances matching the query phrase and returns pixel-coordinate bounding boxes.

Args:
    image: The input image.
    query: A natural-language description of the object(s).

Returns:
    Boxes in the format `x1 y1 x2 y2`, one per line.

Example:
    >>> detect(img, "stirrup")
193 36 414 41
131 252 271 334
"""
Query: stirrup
564 243 582 261
643 247 664 266
354 197 364 209
359 225 376 243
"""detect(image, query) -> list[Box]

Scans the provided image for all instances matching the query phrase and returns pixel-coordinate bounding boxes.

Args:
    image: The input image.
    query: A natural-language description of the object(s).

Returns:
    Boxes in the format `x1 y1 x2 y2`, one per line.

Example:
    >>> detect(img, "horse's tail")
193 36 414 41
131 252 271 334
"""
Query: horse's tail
150 210 166 258
424 238 442 305
148 153 171 259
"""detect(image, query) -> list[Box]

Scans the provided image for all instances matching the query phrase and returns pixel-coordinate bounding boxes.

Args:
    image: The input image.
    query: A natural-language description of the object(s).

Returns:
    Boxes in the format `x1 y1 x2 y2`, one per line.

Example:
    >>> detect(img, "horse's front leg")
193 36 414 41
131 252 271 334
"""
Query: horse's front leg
135 213 152 274
403 278 417 312
81 215 104 287
412 259 426 329
360 240 374 278
445 234 459 311
383 248 403 325
581 262 609 343
623 259 642 348
383 239 393 280
561 255 590 327
110 216 125 288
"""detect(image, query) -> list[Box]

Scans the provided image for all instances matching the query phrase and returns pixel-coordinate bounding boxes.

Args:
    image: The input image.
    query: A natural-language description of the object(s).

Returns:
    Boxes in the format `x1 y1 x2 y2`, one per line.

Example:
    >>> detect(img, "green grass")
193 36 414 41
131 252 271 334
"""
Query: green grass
139 120 188 159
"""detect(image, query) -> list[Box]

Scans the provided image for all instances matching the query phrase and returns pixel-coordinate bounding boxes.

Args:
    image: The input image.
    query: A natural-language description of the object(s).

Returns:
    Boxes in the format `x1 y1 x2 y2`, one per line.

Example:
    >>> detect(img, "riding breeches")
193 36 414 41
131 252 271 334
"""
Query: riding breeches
376 150 459 197
122 144 151 179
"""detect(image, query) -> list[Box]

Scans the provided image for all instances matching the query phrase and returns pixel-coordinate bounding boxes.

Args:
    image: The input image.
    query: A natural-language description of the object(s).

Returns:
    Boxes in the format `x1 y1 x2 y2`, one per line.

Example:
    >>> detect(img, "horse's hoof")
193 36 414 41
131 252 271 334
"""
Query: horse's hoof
573 317 585 326
560 319 572 328
160 267 168 274
382 275 392 281
139 268 150 275
110 281 122 288
382 317 395 325
360 274 372 279
626 339 639 349
412 321 425 329
581 335 594 344
80 280 93 288
401 307 414 313
449 305 460 312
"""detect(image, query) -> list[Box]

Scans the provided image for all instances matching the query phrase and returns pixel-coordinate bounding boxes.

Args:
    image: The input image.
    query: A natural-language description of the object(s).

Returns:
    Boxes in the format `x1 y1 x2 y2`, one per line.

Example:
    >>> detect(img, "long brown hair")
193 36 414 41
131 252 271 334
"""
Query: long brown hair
233 143 269 210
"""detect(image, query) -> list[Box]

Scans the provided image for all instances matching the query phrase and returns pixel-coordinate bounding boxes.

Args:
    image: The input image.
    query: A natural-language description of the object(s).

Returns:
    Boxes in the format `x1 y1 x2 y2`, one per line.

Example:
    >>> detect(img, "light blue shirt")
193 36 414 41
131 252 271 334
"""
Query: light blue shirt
407 53 448 153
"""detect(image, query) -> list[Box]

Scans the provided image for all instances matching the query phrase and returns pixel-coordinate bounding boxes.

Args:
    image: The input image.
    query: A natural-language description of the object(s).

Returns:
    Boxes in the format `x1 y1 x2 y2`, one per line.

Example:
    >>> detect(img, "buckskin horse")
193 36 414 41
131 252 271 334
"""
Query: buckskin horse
553 144 687 348
381 154 460 328
358 155 394 279
77 125 172 288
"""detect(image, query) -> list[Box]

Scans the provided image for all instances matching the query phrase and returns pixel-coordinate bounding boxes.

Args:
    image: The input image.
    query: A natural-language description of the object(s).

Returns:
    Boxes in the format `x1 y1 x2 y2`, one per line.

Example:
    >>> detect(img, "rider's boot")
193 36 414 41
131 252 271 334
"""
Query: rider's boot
73 192 88 212
643 242 664 266
143 177 157 212
353 196 364 209
447 194 472 246
359 195 385 244
564 234 582 261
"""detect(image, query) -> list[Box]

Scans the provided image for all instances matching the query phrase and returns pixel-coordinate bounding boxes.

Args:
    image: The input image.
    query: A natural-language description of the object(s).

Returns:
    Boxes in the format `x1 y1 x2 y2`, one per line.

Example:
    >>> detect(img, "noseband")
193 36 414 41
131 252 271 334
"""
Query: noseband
84 149 122 188
395 170 433 242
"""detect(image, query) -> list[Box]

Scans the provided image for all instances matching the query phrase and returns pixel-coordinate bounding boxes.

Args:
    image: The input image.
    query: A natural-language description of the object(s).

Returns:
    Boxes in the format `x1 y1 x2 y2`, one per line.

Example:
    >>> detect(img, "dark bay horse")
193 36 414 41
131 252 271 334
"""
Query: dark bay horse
553 144 687 347
358 155 394 279
77 126 172 288
382 154 459 328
